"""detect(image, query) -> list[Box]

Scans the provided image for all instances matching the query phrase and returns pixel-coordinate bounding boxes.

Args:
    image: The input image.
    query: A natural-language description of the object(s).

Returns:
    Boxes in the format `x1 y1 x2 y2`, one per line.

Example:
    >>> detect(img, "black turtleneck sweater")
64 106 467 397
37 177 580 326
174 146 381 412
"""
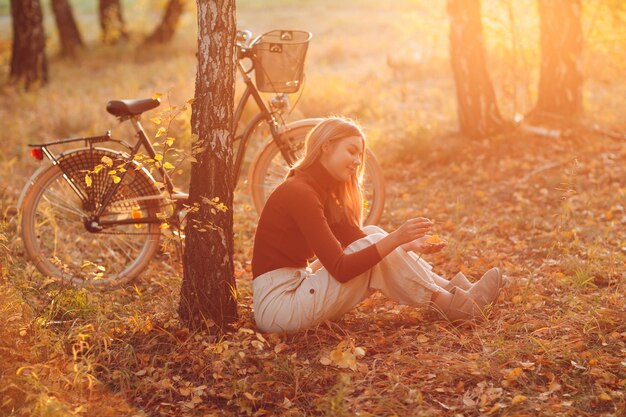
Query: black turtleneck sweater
252 159 383 282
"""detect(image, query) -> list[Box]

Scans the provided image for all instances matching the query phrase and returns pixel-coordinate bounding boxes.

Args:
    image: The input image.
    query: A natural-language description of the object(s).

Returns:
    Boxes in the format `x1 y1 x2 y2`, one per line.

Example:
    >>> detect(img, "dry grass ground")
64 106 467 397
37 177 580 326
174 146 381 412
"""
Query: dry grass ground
1 1 625 416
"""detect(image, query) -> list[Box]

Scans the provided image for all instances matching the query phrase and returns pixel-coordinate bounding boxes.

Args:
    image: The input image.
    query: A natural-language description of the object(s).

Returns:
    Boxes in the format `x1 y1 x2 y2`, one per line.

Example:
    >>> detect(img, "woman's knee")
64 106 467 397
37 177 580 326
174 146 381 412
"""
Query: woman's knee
362 224 388 235
346 232 386 253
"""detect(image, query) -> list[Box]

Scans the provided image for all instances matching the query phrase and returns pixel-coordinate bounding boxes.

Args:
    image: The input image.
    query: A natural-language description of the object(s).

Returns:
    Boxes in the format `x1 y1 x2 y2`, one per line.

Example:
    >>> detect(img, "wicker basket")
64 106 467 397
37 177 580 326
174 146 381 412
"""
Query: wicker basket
251 30 312 94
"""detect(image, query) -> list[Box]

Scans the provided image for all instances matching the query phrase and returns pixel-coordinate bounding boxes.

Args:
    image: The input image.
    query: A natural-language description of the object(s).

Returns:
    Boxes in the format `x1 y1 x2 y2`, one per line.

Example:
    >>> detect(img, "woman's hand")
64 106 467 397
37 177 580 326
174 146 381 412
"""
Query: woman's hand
373 218 435 260
391 217 433 246
403 235 447 254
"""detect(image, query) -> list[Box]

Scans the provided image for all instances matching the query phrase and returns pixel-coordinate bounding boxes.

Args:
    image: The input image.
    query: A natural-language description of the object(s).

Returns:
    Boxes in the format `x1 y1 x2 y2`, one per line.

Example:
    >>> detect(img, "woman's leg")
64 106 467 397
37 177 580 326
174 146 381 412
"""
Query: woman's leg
346 231 445 305
362 225 452 288
362 225 473 290
359 225 501 322
264 231 447 332
253 266 376 333
254 230 500 333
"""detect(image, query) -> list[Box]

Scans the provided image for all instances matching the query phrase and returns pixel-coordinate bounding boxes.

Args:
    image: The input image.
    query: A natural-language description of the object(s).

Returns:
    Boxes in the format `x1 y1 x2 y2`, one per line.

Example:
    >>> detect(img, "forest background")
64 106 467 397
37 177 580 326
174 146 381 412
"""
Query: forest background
0 0 625 416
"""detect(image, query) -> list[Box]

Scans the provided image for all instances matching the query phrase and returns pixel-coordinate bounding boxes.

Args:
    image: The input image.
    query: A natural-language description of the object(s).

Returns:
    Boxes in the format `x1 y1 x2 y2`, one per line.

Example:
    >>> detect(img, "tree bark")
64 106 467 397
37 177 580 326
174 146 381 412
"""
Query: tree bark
531 0 583 120
51 0 84 57
179 0 238 331
447 0 504 139
144 0 187 45
99 0 127 44
9 0 48 89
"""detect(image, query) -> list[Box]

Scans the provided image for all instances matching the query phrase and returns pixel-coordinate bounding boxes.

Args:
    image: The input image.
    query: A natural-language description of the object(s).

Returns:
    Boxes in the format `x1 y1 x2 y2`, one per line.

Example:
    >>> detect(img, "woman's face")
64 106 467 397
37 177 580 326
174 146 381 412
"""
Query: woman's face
320 135 364 182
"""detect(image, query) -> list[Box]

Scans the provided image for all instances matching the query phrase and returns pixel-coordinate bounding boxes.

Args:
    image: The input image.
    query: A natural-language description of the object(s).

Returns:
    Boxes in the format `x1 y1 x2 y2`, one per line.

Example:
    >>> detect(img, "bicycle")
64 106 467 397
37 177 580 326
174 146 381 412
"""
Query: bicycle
18 29 386 288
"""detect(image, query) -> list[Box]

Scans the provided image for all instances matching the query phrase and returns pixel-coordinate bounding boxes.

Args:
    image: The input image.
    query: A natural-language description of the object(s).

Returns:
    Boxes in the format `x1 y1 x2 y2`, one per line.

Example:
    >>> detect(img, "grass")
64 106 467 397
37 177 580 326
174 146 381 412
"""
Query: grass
1 0 626 416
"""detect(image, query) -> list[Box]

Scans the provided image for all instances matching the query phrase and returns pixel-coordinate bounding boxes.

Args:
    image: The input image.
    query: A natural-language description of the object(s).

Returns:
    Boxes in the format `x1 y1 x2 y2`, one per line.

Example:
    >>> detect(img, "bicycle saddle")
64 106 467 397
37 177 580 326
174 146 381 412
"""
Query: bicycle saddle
106 98 161 117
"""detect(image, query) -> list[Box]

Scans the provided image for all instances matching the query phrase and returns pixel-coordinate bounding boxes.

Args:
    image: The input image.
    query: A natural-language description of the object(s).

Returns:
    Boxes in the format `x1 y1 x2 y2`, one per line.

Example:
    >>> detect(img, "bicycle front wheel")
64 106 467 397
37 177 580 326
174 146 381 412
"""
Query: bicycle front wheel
248 119 386 225
20 148 162 288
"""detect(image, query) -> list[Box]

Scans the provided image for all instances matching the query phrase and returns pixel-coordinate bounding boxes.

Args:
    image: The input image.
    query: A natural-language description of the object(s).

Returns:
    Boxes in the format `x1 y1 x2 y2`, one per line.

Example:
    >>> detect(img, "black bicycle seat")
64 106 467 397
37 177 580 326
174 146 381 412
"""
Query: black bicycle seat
106 98 161 117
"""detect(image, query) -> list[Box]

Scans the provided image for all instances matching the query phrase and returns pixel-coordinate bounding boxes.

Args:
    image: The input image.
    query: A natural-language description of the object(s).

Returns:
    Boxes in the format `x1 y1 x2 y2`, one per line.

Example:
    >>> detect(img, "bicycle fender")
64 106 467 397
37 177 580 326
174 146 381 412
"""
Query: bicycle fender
17 163 52 210
256 117 324 146
17 147 162 210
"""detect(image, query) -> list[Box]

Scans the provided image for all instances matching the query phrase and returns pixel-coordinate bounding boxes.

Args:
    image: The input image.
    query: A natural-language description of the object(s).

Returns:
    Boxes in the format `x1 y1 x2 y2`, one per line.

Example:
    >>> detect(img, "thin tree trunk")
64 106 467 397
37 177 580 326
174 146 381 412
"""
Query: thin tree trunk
99 0 126 44
51 0 84 57
179 0 238 331
144 0 187 44
9 0 48 89
447 0 504 139
531 0 583 120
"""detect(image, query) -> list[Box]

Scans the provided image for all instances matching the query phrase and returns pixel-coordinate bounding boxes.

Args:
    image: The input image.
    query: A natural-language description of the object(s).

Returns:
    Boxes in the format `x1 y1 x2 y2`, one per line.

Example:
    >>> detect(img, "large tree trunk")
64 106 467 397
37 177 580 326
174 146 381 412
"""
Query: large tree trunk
144 0 187 44
51 0 84 57
99 0 126 44
10 0 48 89
447 0 504 139
531 0 583 120
179 0 238 331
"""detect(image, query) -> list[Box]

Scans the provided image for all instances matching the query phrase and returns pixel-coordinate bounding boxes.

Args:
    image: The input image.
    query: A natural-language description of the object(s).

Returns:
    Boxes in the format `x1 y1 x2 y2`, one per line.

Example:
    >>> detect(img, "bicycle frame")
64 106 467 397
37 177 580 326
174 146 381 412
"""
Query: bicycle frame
232 51 301 182
23 33 304 230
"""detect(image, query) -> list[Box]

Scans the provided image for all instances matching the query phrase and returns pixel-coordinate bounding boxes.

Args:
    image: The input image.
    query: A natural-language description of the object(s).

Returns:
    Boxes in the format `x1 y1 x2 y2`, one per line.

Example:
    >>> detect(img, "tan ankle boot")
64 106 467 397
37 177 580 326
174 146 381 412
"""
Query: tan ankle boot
440 268 501 323
473 267 503 302
444 272 473 291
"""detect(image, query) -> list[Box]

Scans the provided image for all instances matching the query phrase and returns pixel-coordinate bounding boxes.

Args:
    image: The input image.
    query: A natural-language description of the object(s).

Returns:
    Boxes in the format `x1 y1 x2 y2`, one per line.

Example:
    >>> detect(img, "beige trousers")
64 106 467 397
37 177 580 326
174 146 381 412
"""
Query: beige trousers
252 225 445 333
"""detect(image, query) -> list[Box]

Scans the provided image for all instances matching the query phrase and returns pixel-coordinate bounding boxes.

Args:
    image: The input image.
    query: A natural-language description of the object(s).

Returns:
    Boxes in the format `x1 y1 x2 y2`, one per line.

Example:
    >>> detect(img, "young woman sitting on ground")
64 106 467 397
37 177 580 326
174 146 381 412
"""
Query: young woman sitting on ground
251 117 503 334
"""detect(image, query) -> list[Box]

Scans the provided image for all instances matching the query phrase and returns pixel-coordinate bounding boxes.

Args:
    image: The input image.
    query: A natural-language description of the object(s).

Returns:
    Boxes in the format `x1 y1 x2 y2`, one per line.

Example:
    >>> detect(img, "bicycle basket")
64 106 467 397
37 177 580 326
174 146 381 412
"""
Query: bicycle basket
251 30 312 94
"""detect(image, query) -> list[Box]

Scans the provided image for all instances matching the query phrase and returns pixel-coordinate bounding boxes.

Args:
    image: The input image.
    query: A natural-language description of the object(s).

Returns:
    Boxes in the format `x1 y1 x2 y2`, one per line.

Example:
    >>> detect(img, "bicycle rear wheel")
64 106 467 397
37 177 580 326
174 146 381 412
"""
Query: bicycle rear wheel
21 148 162 288
248 119 386 225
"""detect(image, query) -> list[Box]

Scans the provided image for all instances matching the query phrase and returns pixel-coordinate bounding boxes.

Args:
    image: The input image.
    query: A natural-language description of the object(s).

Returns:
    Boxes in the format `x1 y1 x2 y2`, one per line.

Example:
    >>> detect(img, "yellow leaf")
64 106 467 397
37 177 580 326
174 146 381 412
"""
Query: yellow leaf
485 403 503 415
505 367 523 381
329 341 359 370
154 154 163 161
163 162 175 170
330 348 344 363
155 127 166 138
274 343 289 354
319 356 332 366
511 394 527 405
152 92 163 100
85 174 92 187
244 392 259 401
101 156 114 167
425 234 444 245
166 137 175 146
150 116 162 125
111 175 121 184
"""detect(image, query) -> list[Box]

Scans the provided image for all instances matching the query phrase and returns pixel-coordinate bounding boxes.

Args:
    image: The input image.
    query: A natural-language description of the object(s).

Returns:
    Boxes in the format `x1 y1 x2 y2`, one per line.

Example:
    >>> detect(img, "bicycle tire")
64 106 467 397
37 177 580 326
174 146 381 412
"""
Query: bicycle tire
20 148 162 288
248 119 386 225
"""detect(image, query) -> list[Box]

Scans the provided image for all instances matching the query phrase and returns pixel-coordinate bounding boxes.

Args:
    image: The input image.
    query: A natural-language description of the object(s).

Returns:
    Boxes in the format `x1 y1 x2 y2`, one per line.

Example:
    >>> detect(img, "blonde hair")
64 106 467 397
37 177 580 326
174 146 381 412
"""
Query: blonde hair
288 117 366 227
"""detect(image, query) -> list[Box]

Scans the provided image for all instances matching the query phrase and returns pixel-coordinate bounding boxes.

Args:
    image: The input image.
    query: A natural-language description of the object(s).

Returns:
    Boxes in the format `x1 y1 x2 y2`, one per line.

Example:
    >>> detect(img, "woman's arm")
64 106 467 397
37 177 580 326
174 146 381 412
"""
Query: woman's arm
401 235 447 254
373 218 433 258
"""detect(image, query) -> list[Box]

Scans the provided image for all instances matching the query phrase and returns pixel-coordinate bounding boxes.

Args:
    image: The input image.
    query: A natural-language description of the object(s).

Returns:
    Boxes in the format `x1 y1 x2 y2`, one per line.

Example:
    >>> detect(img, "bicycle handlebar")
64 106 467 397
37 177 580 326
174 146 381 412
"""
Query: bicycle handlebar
236 30 253 48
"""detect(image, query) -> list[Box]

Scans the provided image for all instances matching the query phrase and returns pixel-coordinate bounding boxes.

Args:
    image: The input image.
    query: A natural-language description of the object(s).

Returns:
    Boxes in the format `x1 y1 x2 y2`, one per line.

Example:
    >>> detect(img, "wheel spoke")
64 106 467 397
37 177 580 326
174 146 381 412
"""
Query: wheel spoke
41 187 86 219
21 150 161 287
